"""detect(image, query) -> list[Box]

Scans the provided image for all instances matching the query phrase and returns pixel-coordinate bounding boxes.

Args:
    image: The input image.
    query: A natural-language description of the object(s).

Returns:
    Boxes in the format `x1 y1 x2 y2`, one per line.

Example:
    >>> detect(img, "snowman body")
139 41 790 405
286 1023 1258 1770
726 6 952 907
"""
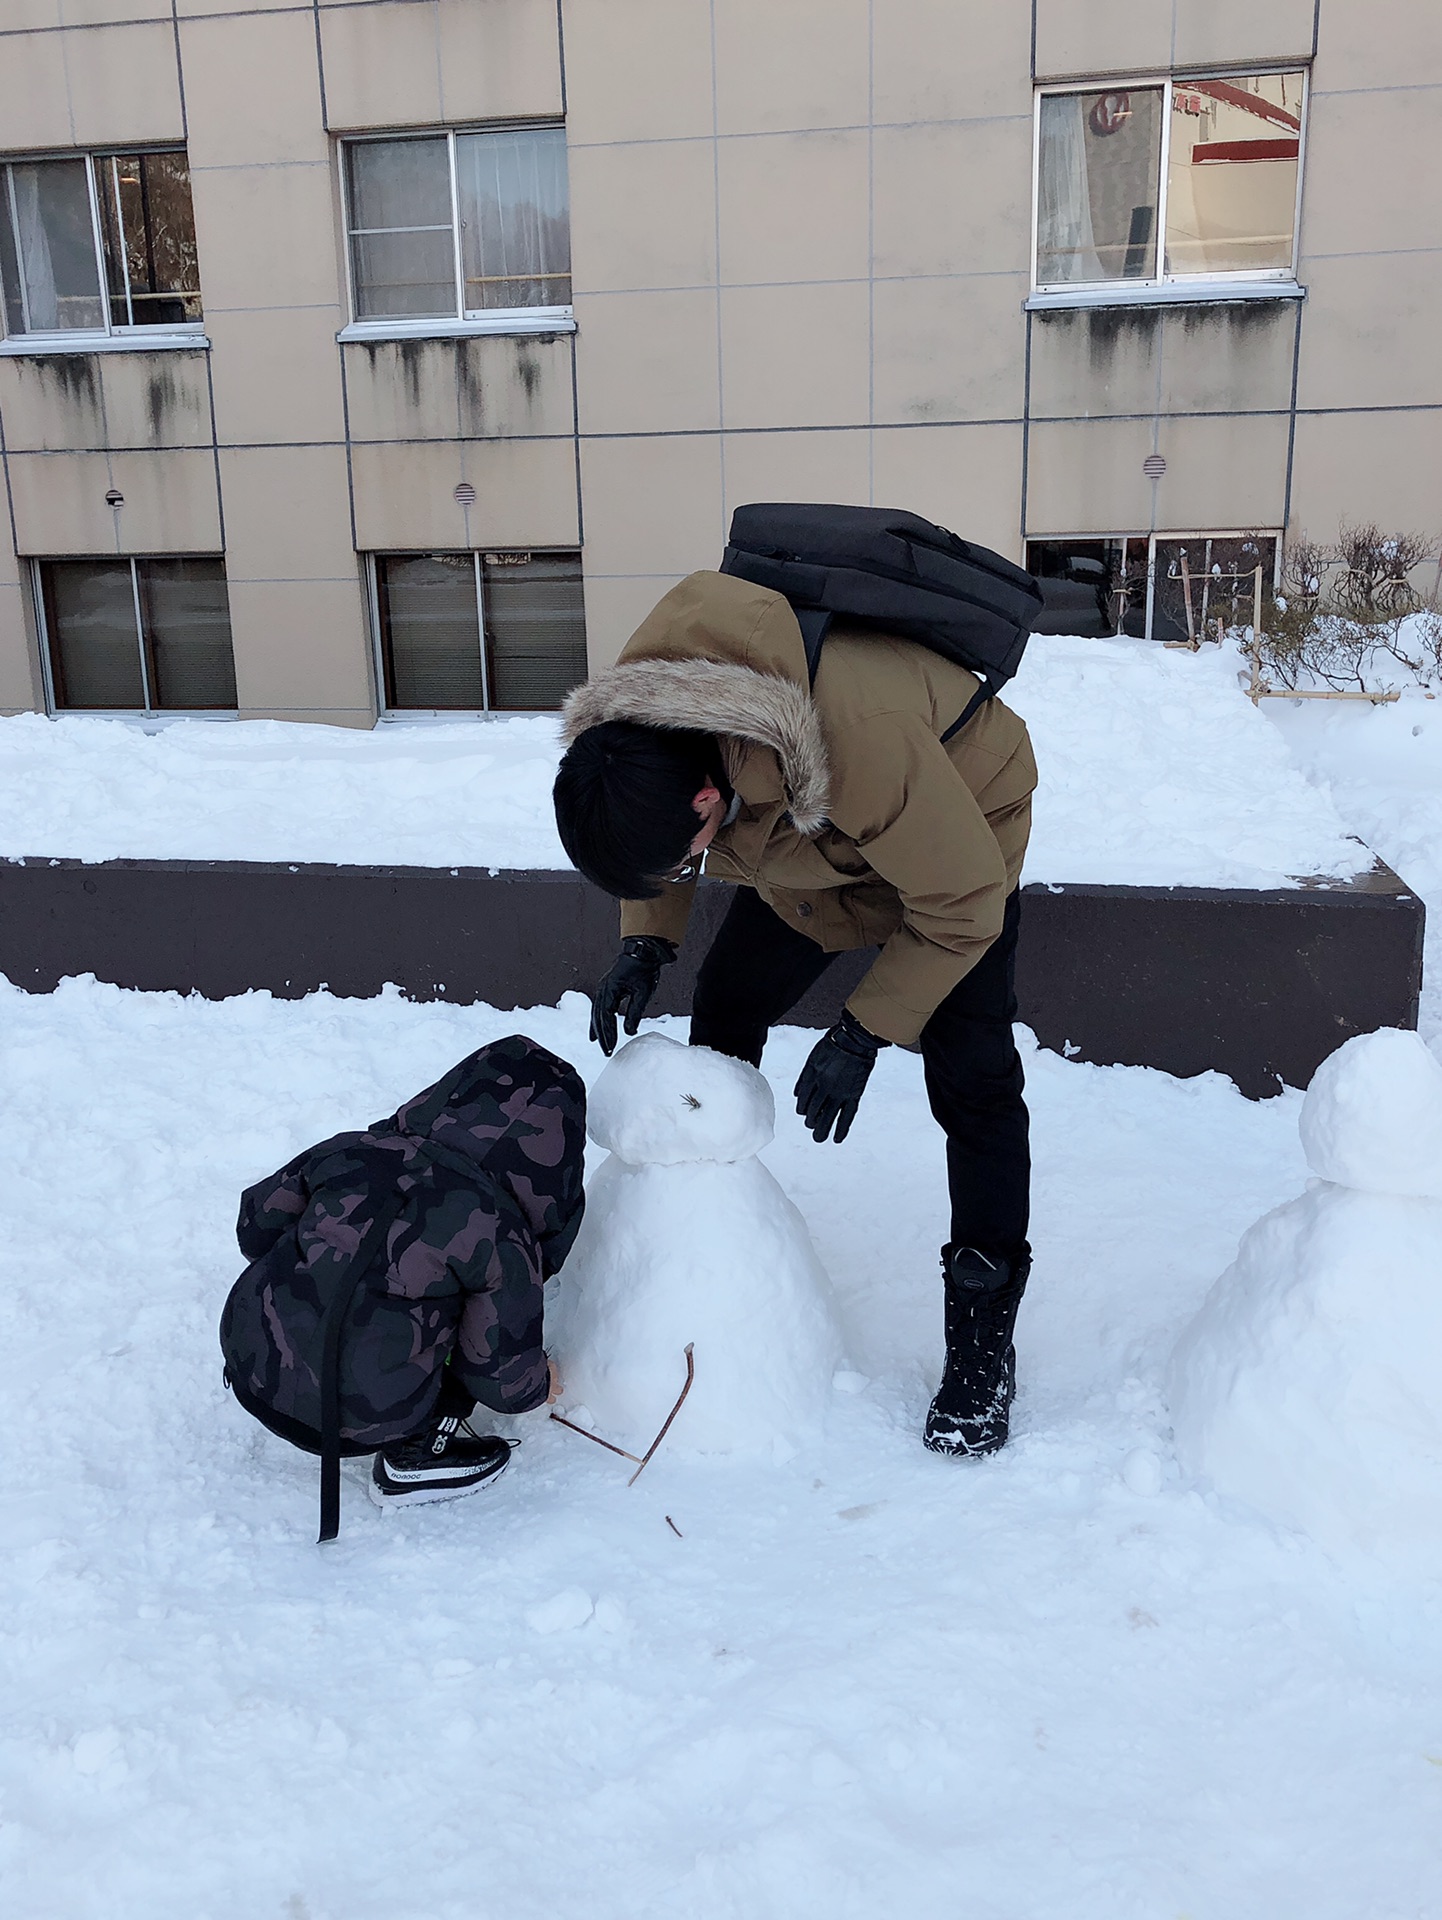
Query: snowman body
1168 1028 1442 1574
551 1033 843 1455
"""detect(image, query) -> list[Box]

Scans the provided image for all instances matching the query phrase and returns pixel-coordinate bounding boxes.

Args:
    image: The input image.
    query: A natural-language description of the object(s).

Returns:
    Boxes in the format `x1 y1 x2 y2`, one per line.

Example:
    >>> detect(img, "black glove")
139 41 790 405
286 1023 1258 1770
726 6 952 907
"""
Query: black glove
794 1009 888 1144
590 936 677 1056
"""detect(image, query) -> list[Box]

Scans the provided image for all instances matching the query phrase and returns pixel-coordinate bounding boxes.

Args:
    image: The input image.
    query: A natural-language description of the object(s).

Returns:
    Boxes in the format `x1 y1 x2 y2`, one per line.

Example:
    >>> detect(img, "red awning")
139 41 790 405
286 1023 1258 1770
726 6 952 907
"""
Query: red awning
1191 138 1301 164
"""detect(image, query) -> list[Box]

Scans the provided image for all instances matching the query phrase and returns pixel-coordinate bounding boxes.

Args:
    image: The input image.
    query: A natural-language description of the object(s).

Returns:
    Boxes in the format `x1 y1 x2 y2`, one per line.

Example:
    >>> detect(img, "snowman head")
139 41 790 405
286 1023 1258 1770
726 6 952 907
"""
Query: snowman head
1299 1027 1442 1199
588 1033 775 1166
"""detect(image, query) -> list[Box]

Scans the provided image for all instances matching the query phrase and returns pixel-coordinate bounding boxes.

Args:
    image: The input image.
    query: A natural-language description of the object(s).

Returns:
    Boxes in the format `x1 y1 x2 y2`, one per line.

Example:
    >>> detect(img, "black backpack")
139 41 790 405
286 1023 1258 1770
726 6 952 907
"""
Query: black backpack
720 502 1044 740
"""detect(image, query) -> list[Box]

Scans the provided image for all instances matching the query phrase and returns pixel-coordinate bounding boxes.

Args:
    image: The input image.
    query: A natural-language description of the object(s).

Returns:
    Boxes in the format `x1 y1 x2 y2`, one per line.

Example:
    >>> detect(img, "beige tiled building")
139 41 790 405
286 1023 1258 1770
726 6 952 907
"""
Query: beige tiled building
0 0 1437 723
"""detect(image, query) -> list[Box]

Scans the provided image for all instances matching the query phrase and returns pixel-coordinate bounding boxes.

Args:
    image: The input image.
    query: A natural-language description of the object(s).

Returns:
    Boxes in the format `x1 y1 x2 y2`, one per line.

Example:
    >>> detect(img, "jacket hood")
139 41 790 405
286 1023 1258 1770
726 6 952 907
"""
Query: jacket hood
560 571 832 835
390 1035 587 1276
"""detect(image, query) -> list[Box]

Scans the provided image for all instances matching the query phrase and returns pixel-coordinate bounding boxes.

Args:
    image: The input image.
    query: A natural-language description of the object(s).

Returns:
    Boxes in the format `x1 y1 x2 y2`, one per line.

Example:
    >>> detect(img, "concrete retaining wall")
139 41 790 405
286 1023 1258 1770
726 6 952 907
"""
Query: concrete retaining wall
0 857 1423 1097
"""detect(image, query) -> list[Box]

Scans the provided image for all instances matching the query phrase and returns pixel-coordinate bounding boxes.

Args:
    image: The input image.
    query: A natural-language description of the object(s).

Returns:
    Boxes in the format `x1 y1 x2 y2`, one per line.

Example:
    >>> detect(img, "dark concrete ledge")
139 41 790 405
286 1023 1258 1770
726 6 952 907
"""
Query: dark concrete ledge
0 857 1424 1098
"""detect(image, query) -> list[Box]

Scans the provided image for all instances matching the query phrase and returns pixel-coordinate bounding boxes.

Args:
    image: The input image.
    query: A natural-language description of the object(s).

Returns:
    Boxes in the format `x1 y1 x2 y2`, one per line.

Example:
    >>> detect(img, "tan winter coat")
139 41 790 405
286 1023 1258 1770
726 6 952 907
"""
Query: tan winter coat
560 571 1037 1047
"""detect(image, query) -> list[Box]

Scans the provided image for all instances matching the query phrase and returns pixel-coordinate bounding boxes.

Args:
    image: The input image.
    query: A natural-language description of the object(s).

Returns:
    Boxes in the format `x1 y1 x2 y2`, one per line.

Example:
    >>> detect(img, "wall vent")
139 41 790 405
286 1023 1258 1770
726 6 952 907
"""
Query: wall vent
1142 454 1167 479
453 481 476 507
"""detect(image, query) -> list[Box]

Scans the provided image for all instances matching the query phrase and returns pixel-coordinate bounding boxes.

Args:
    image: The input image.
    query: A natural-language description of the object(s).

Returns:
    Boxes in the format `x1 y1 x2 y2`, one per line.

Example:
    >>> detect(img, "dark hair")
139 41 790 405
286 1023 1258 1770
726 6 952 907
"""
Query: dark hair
553 721 724 899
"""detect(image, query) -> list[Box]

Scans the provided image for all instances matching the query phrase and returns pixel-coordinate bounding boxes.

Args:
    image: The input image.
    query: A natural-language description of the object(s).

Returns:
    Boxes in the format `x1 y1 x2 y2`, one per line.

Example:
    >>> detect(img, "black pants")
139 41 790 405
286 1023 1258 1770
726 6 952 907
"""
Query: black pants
690 888 1030 1261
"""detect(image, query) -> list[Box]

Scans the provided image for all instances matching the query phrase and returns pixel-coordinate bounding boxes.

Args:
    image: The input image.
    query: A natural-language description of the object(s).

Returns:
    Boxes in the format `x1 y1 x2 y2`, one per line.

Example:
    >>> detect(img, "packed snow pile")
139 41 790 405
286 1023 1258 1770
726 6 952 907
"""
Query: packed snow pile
1264 691 1442 1041
1005 634 1368 888
0 632 1366 887
551 1034 843 1455
1168 1028 1442 1575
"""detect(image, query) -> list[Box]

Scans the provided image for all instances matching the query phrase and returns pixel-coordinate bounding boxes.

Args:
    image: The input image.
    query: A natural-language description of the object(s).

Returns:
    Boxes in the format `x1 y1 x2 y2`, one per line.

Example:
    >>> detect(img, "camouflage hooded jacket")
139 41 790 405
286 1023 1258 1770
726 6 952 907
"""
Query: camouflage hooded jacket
219 1036 586 1450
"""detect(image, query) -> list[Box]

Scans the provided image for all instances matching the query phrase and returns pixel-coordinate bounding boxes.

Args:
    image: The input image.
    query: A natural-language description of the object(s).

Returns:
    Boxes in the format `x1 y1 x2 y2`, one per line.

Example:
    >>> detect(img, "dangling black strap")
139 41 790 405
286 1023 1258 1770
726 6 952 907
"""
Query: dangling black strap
316 1187 410 1545
792 606 833 685
941 674 995 744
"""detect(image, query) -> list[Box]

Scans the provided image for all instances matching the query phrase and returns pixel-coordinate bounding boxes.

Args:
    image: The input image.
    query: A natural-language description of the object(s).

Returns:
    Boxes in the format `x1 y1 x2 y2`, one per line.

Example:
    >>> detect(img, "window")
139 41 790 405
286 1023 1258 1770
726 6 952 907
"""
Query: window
37 557 236 711
373 550 587 711
1026 534 1279 642
1034 73 1304 292
0 150 201 339
344 127 571 325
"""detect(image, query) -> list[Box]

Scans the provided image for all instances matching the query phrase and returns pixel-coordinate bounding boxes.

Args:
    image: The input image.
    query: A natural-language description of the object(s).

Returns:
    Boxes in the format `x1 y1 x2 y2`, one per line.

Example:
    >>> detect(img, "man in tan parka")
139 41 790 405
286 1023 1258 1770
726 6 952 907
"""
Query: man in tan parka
554 568 1038 1455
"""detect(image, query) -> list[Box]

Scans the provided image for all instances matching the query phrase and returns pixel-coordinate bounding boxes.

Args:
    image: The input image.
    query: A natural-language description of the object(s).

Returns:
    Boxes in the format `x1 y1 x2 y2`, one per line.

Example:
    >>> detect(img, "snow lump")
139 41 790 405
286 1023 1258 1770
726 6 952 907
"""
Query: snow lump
1168 1029 1442 1576
551 1034 843 1456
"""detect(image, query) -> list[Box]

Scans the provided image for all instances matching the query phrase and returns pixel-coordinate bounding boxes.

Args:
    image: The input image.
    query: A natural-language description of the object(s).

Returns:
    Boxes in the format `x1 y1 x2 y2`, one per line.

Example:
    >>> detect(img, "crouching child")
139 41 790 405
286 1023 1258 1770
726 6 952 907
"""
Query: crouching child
219 1035 586 1539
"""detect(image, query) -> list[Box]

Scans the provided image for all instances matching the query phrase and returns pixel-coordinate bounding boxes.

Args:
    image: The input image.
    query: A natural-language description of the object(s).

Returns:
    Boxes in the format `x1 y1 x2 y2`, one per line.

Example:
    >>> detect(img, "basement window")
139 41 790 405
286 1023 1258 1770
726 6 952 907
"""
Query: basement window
35 557 237 712
340 126 573 341
1031 72 1306 308
1026 533 1279 642
0 149 203 346
371 551 588 712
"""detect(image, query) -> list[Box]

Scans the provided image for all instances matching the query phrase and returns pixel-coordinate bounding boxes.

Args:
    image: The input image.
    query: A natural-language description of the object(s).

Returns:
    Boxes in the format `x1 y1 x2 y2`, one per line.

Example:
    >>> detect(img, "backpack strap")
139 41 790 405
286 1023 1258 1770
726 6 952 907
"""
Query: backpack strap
941 673 996 745
316 1182 412 1545
792 606 832 686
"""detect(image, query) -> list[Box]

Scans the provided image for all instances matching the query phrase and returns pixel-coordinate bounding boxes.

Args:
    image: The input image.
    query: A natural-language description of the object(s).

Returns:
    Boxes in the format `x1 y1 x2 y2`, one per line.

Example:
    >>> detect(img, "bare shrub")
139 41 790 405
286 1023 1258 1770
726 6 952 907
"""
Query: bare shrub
1253 526 1442 692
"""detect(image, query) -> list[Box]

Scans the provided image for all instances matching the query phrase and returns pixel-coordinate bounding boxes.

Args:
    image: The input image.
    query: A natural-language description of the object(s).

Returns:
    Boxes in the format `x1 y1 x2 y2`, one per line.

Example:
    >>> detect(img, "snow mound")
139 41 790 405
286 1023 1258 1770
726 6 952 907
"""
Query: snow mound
1168 1029 1442 1575
552 1036 842 1454
587 1031 774 1166
1298 1027 1442 1198
0 636 1368 888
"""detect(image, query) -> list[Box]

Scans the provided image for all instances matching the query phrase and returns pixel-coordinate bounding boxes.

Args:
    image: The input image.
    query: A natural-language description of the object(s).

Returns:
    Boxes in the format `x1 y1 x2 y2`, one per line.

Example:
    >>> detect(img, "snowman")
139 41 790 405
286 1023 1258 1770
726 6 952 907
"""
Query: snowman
1167 1027 1442 1576
550 1032 844 1457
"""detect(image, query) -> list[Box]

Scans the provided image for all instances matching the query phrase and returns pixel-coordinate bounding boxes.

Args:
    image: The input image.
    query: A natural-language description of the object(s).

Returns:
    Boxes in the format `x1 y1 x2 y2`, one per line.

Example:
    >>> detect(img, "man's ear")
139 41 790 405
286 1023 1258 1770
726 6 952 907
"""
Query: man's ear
692 784 722 814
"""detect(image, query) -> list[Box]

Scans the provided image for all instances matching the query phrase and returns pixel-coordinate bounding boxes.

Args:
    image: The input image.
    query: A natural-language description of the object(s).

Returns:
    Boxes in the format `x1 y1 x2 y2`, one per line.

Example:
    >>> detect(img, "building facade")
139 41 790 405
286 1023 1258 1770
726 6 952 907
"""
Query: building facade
0 0 1436 723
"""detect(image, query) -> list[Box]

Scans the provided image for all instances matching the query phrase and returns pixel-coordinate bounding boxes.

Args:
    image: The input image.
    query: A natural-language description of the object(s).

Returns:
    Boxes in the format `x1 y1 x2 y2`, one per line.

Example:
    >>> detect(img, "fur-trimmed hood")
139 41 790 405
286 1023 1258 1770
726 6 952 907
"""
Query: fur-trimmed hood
559 573 832 834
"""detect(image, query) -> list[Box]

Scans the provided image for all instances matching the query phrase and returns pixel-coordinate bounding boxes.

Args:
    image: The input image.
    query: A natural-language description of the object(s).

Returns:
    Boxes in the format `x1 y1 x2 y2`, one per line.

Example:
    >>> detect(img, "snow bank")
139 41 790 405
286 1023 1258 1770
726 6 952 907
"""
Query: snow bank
552 1035 842 1454
1263 691 1442 1040
7 978 1442 1917
1168 1029 1442 1575
1006 635 1367 887
0 633 1366 886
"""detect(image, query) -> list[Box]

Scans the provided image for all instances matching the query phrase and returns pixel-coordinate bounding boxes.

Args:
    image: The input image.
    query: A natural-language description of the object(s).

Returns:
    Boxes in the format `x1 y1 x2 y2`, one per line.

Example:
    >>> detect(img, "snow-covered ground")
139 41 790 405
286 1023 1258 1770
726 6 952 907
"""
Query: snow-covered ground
3 981 1440 1919
0 636 1368 889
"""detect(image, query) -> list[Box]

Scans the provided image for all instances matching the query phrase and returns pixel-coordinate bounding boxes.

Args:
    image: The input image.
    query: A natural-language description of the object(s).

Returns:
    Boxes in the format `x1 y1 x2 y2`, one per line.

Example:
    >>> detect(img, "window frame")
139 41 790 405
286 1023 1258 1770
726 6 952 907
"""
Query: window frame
1029 69 1309 302
31 554 238 718
1025 529 1282 641
338 124 575 343
366 547 588 718
0 146 206 350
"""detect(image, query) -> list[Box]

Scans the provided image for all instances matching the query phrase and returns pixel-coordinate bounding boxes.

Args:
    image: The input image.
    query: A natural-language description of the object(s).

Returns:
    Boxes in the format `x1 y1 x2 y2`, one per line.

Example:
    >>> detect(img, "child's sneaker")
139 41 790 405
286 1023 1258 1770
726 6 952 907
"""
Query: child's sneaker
369 1414 513 1508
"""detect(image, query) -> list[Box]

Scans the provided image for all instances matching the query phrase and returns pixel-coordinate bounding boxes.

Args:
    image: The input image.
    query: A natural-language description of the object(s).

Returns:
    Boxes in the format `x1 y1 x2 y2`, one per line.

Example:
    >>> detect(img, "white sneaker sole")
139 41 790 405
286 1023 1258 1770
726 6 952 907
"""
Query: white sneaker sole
368 1458 510 1510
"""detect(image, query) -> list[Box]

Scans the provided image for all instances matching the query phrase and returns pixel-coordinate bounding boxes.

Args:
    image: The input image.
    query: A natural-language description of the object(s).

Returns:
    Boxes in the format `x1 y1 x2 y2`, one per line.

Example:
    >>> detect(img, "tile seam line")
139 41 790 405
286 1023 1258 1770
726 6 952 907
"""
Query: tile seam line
11 398 1442 461
575 271 1031 294
565 115 1033 149
10 405 1442 461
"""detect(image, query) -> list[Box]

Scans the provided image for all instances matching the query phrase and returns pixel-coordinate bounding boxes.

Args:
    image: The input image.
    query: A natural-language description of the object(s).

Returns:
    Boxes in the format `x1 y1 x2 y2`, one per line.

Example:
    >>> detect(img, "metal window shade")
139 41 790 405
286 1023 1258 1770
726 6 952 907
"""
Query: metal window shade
377 554 486 709
138 559 237 709
482 554 587 709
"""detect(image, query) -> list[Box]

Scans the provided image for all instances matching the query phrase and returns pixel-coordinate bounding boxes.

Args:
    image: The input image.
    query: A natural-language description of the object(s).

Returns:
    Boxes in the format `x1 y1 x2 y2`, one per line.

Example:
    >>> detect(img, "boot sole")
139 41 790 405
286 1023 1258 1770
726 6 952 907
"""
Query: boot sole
368 1456 510 1509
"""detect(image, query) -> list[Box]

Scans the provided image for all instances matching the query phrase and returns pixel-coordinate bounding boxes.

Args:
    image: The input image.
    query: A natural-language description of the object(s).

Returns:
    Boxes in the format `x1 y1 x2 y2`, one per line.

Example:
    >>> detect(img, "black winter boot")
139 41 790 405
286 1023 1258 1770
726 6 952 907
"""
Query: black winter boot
369 1414 514 1508
923 1244 1031 1457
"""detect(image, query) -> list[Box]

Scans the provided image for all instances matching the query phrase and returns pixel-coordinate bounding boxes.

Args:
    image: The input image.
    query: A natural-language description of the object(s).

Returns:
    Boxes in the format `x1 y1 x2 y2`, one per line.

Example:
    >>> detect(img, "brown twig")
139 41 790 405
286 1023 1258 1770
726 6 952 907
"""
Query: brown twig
665 1515 684 1539
548 1411 642 1464
627 1344 696 1487
547 1344 697 1482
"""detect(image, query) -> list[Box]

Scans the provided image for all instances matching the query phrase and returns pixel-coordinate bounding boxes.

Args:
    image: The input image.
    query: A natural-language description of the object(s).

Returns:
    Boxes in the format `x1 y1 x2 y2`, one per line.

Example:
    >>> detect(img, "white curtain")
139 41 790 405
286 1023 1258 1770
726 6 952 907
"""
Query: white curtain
11 168 59 330
456 129 570 311
1037 96 1103 285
